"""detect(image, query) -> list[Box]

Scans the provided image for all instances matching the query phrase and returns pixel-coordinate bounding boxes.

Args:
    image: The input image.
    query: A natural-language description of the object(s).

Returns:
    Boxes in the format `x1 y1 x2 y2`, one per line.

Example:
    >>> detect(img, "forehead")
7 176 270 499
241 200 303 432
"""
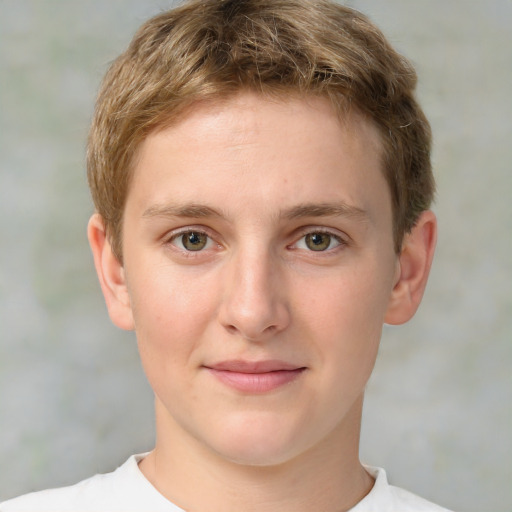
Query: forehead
128 92 388 225
153 92 382 155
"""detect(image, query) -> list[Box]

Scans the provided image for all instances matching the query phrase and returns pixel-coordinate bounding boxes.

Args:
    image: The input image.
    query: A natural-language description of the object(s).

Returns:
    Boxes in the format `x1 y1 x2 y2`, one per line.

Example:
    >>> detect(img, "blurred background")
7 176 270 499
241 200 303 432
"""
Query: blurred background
0 1 510 510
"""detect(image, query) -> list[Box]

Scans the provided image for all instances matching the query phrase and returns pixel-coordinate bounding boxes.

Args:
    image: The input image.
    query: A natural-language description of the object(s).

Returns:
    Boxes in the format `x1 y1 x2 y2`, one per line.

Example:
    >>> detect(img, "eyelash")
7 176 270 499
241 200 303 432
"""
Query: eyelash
166 227 218 254
164 226 348 255
291 228 346 253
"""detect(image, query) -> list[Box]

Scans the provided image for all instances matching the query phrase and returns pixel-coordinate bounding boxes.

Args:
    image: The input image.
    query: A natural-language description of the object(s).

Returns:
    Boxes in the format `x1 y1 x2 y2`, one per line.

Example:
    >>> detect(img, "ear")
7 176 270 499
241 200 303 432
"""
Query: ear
87 213 135 330
384 210 437 325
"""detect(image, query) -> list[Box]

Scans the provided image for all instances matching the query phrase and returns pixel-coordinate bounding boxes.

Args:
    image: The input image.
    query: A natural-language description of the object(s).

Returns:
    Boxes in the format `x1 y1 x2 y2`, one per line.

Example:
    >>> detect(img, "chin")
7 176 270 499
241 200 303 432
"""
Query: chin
215 441 298 468
205 412 308 467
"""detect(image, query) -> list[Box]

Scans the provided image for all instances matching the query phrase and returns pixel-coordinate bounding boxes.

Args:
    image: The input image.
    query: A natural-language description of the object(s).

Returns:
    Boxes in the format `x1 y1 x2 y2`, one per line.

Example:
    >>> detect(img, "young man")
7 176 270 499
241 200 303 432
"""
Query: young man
1 0 452 510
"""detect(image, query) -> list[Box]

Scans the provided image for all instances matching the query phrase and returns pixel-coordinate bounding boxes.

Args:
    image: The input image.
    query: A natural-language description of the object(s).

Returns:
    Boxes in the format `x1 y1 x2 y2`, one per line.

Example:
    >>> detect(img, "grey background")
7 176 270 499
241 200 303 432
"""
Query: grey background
0 1 510 510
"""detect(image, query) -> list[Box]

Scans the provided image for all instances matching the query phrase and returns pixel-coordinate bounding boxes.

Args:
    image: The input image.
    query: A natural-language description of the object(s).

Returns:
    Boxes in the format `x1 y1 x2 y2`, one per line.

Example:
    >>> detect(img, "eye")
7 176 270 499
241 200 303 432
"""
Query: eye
170 230 212 251
295 231 342 252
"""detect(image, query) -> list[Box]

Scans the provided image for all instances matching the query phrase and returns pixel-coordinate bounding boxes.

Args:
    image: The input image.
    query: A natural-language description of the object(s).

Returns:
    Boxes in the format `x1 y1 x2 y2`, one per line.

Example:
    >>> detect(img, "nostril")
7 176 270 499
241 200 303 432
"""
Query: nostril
225 324 238 335
223 322 279 342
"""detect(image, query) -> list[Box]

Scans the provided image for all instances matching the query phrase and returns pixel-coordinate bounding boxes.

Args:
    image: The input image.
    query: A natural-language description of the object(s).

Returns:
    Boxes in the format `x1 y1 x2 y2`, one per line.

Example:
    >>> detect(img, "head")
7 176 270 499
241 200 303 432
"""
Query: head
87 0 434 262
86 0 437 481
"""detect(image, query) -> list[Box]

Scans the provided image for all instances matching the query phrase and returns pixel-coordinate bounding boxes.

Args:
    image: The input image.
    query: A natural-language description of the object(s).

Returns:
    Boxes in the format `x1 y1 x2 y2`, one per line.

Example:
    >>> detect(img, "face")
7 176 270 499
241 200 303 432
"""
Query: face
116 93 400 466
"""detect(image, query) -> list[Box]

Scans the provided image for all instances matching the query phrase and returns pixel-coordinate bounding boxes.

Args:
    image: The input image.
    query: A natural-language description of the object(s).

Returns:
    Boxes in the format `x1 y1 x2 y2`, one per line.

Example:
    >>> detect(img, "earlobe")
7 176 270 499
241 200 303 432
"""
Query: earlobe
87 214 135 330
384 210 437 325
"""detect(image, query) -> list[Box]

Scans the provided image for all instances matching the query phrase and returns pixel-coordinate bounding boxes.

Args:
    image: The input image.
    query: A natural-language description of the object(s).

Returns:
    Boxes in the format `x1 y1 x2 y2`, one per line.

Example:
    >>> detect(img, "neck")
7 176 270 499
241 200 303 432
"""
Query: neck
139 396 373 512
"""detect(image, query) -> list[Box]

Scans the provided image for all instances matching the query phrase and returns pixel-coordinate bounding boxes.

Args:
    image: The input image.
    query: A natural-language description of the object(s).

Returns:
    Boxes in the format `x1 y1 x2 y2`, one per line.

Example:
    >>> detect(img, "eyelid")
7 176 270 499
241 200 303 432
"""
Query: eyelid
164 225 220 251
289 226 349 251
161 224 349 252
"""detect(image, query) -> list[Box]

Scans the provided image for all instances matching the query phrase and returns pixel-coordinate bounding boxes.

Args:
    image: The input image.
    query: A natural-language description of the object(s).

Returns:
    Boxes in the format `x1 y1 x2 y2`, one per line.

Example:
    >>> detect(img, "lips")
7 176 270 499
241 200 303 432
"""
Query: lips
204 360 306 393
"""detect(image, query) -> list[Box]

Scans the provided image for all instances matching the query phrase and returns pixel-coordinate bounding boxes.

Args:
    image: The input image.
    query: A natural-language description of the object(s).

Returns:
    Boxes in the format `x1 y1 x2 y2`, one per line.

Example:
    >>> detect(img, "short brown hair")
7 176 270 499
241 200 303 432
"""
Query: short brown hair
87 0 434 260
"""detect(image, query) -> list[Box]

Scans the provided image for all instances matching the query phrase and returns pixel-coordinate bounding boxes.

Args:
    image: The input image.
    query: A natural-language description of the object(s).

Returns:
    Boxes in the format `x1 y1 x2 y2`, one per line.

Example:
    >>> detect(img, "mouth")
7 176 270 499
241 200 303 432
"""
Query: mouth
203 360 307 393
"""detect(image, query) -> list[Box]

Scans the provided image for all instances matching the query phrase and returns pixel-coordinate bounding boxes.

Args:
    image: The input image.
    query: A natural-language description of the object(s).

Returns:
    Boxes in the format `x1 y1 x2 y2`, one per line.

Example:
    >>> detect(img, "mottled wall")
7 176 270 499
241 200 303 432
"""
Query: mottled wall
0 1 510 510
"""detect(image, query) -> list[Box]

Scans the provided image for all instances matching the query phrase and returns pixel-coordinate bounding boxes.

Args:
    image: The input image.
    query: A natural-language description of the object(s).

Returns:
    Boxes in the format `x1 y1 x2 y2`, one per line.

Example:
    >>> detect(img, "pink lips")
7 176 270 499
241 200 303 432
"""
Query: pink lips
204 360 306 393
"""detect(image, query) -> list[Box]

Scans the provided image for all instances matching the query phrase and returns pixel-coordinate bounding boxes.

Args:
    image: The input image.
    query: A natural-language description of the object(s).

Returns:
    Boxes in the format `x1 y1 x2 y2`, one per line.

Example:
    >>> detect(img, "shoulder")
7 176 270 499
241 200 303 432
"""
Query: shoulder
351 466 454 512
387 484 453 511
0 454 181 512
1 472 110 512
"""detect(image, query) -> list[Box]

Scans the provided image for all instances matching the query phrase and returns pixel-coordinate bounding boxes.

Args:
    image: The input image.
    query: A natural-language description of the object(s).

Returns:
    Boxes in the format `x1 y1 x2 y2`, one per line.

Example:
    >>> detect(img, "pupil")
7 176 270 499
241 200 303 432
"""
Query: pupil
183 231 207 251
306 232 330 251
189 233 200 244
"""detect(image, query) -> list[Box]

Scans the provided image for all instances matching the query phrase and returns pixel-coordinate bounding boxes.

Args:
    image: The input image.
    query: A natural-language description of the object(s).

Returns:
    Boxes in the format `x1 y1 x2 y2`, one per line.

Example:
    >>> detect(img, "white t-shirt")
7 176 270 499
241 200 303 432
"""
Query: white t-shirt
0 454 453 512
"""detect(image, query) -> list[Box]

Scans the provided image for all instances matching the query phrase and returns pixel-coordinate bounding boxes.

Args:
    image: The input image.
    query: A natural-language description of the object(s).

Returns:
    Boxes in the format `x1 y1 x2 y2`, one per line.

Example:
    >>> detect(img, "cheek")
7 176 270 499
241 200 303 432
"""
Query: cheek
294 260 393 366
127 265 219 372
301 268 390 331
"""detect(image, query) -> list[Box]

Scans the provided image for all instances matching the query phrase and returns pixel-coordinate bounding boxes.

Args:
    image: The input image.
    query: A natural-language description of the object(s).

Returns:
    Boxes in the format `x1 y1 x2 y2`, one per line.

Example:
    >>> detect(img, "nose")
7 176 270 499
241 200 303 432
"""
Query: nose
217 248 291 342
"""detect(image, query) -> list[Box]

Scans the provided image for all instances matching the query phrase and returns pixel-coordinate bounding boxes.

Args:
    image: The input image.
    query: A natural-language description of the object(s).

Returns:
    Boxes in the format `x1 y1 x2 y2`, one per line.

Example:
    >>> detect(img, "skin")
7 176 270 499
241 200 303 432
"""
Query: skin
88 92 436 511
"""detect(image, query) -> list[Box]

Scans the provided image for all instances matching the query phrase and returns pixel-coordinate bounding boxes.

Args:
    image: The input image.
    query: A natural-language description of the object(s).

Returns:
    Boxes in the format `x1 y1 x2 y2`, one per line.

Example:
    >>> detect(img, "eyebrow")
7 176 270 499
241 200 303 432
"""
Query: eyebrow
282 202 369 222
142 204 223 219
142 201 369 222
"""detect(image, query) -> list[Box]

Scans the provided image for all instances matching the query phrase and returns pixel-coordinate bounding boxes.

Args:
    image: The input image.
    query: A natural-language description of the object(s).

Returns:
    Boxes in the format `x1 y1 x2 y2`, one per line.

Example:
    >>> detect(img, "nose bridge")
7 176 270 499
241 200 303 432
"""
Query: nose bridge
219 241 289 340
